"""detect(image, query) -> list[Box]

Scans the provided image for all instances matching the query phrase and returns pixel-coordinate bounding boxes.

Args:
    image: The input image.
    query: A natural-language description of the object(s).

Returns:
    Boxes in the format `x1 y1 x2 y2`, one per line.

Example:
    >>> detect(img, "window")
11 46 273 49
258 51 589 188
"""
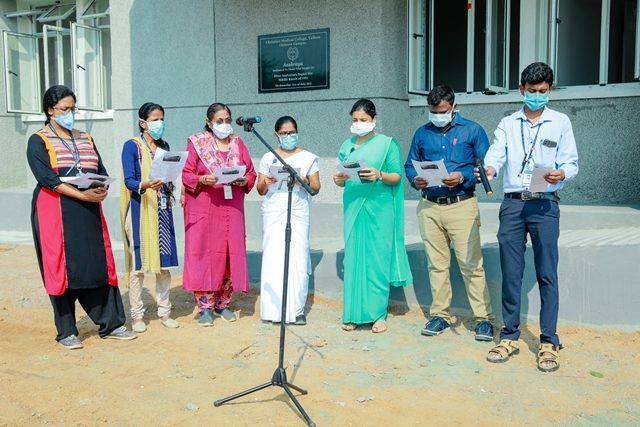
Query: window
2 0 111 114
408 0 640 101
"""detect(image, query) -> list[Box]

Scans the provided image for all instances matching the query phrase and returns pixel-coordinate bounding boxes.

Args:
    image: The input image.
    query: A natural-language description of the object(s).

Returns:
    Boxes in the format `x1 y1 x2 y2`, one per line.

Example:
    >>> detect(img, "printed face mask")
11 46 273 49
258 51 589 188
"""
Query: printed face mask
212 123 233 139
350 121 376 136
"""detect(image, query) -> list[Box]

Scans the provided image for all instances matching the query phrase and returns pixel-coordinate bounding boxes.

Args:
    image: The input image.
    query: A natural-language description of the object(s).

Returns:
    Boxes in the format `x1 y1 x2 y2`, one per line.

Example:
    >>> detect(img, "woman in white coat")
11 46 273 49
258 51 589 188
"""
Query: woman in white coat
256 116 321 324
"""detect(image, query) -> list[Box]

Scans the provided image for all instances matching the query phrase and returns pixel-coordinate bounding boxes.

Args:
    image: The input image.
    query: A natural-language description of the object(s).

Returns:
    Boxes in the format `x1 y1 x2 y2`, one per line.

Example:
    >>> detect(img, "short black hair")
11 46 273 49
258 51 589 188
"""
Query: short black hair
427 85 455 106
205 102 232 131
520 62 554 86
138 102 165 132
349 98 376 118
42 85 76 125
274 115 298 133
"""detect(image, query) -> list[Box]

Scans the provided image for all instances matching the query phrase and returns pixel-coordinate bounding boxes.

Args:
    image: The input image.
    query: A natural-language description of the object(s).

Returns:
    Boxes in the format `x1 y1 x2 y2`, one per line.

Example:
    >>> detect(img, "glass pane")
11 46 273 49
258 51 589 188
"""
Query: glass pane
3 32 40 114
410 0 427 92
72 23 103 111
556 0 602 86
81 0 109 17
432 0 468 92
474 0 487 92
508 0 520 89
487 0 507 88
38 4 76 22
608 0 637 83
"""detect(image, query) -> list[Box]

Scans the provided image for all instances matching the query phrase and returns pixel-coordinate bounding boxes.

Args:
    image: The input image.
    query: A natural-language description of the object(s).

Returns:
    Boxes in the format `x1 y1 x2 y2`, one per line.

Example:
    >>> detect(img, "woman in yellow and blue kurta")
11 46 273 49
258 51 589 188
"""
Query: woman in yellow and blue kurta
333 99 413 333
120 102 179 333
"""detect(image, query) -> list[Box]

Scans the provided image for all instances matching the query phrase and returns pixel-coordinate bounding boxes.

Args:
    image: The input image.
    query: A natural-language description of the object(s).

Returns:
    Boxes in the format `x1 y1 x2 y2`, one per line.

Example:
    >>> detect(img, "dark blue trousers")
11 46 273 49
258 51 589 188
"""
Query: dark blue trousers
497 198 560 347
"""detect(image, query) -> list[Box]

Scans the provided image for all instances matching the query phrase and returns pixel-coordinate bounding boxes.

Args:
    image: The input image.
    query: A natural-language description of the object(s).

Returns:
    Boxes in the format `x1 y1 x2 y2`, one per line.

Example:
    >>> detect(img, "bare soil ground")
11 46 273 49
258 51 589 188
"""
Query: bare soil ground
1 244 639 427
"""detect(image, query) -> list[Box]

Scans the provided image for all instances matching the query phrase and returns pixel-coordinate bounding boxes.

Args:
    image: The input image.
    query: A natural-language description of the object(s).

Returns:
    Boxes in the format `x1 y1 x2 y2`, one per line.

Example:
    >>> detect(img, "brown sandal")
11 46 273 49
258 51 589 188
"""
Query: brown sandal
537 343 560 372
371 320 387 334
341 323 357 331
487 339 520 363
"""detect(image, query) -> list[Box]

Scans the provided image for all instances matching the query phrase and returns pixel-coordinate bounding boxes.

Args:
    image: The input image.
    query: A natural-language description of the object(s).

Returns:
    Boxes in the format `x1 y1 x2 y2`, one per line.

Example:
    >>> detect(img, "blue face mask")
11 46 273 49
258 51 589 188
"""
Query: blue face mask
53 110 75 131
278 133 299 150
523 92 549 111
146 120 165 140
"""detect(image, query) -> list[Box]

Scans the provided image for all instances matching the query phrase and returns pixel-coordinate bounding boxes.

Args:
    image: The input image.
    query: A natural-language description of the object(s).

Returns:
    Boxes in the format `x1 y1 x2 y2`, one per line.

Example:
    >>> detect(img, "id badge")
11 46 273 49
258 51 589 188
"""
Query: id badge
521 166 533 188
223 185 233 200
159 194 167 210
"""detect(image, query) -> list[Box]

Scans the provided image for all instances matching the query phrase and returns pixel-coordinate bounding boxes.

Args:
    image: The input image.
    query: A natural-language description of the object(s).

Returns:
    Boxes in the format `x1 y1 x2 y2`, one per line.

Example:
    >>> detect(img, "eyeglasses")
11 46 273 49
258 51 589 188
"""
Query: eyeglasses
54 106 78 114
277 131 297 137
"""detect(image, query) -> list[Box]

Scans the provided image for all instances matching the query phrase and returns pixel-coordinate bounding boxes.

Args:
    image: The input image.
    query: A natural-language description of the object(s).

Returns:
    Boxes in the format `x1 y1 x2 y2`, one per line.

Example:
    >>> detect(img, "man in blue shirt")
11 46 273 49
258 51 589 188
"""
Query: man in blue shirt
405 85 494 341
481 62 579 372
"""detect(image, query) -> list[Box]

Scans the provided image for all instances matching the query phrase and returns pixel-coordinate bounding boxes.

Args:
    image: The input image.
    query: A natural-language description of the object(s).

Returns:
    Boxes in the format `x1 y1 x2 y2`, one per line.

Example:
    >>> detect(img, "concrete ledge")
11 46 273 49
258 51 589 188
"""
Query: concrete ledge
1 192 639 329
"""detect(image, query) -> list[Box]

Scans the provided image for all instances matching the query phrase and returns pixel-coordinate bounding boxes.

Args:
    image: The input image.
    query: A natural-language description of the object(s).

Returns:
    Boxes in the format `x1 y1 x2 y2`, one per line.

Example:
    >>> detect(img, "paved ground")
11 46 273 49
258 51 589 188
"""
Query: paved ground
1 244 639 426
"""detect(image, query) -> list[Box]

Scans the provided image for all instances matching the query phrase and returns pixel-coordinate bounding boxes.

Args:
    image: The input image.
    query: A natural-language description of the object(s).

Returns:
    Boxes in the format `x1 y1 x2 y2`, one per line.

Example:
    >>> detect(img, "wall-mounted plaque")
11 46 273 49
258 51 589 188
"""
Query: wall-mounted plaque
258 28 330 93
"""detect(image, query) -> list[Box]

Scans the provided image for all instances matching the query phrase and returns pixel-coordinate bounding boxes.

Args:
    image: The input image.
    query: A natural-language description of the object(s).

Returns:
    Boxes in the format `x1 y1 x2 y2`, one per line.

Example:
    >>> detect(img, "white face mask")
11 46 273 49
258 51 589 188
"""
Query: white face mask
350 121 376 136
429 105 455 128
212 123 233 139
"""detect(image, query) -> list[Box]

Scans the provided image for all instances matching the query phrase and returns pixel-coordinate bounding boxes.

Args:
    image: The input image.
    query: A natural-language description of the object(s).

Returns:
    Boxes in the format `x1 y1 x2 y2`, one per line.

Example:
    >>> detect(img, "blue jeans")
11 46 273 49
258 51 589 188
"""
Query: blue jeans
497 198 560 347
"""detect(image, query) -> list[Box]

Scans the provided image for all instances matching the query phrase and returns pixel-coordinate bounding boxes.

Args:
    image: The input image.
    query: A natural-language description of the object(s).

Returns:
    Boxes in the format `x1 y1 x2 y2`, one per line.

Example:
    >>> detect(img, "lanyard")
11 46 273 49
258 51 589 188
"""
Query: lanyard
48 124 81 176
518 120 542 176
139 133 155 157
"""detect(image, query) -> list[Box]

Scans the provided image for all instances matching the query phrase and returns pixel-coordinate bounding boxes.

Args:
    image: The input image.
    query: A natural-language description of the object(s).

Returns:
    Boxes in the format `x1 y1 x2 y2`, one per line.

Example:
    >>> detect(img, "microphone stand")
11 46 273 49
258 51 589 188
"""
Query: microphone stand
214 121 317 427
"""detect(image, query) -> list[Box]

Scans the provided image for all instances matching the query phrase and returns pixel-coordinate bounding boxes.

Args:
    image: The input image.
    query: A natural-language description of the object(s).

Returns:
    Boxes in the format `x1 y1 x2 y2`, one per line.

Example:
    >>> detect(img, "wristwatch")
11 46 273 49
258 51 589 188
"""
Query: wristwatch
459 175 465 184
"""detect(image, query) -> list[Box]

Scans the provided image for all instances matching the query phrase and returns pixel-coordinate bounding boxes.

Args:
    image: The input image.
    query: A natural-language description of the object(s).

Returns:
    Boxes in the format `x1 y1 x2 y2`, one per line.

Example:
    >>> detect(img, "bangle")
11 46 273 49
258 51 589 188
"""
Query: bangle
378 171 383 182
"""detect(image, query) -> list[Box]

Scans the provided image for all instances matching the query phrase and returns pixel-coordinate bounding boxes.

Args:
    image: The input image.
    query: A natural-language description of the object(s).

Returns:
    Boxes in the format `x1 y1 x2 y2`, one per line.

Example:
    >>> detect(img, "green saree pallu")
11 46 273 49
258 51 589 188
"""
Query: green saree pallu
338 134 413 324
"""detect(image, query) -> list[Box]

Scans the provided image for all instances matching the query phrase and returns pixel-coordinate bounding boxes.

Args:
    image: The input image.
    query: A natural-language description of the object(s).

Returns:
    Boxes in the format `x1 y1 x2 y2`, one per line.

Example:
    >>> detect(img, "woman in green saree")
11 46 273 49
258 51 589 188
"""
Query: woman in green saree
333 99 413 333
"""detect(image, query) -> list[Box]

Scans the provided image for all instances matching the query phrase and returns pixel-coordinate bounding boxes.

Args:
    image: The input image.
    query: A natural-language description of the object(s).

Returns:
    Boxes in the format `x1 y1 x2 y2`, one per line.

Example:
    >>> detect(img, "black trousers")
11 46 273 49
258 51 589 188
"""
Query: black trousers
49 285 126 341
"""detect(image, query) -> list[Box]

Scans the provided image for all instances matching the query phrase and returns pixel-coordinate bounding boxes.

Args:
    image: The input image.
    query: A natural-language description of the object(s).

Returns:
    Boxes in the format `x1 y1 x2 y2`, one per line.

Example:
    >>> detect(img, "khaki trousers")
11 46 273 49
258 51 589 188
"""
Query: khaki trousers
416 197 492 322
128 270 172 320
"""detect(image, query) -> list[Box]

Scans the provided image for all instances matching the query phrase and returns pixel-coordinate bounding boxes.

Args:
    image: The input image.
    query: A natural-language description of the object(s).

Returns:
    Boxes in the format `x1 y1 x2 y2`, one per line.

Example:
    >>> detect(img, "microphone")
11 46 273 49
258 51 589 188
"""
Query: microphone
476 159 493 196
235 116 262 126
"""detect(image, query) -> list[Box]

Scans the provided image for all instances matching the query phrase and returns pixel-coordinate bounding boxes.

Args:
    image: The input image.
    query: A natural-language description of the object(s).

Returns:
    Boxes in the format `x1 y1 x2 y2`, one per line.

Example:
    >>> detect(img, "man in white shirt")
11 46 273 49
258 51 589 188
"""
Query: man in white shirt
480 62 579 372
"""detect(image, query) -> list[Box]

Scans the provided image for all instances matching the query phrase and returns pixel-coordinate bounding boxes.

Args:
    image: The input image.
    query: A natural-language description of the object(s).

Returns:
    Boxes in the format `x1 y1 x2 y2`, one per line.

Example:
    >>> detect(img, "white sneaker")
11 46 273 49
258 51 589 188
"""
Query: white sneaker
160 317 179 328
132 320 146 333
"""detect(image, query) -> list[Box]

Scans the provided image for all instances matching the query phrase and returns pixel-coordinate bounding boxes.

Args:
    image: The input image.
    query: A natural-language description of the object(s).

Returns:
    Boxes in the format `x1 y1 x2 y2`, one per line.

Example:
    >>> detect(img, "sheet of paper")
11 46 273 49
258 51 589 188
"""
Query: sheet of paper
529 165 554 193
411 159 449 187
268 165 301 192
213 165 247 184
336 158 369 182
60 172 117 189
148 148 188 182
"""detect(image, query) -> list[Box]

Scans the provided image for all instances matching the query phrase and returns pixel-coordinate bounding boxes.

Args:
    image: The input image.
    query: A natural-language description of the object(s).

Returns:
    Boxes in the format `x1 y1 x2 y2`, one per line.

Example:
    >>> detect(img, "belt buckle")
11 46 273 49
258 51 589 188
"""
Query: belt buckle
436 196 448 205
521 191 532 201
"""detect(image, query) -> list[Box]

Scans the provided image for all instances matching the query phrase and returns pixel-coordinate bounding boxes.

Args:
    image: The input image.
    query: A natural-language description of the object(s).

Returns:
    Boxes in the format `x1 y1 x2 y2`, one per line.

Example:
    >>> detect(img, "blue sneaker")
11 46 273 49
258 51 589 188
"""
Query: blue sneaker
421 316 450 336
198 308 214 327
474 320 494 342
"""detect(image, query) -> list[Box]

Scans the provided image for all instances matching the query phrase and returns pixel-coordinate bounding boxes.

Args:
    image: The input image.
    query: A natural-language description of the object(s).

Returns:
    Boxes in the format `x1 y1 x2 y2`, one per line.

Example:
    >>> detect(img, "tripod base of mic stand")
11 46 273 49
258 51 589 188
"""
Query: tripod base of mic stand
214 367 315 427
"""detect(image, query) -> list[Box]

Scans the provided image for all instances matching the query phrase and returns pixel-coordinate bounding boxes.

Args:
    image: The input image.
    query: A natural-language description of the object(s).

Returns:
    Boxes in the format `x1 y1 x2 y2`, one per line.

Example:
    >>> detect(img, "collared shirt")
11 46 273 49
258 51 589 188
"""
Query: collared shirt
484 106 579 194
404 112 489 197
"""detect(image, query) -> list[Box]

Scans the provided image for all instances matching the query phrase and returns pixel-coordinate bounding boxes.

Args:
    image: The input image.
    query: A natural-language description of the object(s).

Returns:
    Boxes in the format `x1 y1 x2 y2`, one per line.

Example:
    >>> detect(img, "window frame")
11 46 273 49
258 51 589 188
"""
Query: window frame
408 0 640 105
2 30 42 114
2 0 112 116
71 22 104 111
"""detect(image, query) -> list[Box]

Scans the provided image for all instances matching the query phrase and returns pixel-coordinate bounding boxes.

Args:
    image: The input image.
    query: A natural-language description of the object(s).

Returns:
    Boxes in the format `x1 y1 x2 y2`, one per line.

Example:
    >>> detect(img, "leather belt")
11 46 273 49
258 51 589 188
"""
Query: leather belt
505 191 559 201
423 193 475 205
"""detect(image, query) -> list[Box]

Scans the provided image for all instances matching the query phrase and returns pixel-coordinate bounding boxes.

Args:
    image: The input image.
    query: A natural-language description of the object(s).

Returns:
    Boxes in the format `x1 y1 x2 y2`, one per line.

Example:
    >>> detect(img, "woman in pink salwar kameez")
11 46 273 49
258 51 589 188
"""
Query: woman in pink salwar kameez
181 103 256 326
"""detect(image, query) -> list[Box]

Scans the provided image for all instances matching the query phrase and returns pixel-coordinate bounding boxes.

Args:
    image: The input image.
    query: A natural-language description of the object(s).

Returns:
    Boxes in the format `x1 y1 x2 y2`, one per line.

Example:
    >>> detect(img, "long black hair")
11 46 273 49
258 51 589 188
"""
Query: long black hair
138 102 174 201
43 85 76 125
